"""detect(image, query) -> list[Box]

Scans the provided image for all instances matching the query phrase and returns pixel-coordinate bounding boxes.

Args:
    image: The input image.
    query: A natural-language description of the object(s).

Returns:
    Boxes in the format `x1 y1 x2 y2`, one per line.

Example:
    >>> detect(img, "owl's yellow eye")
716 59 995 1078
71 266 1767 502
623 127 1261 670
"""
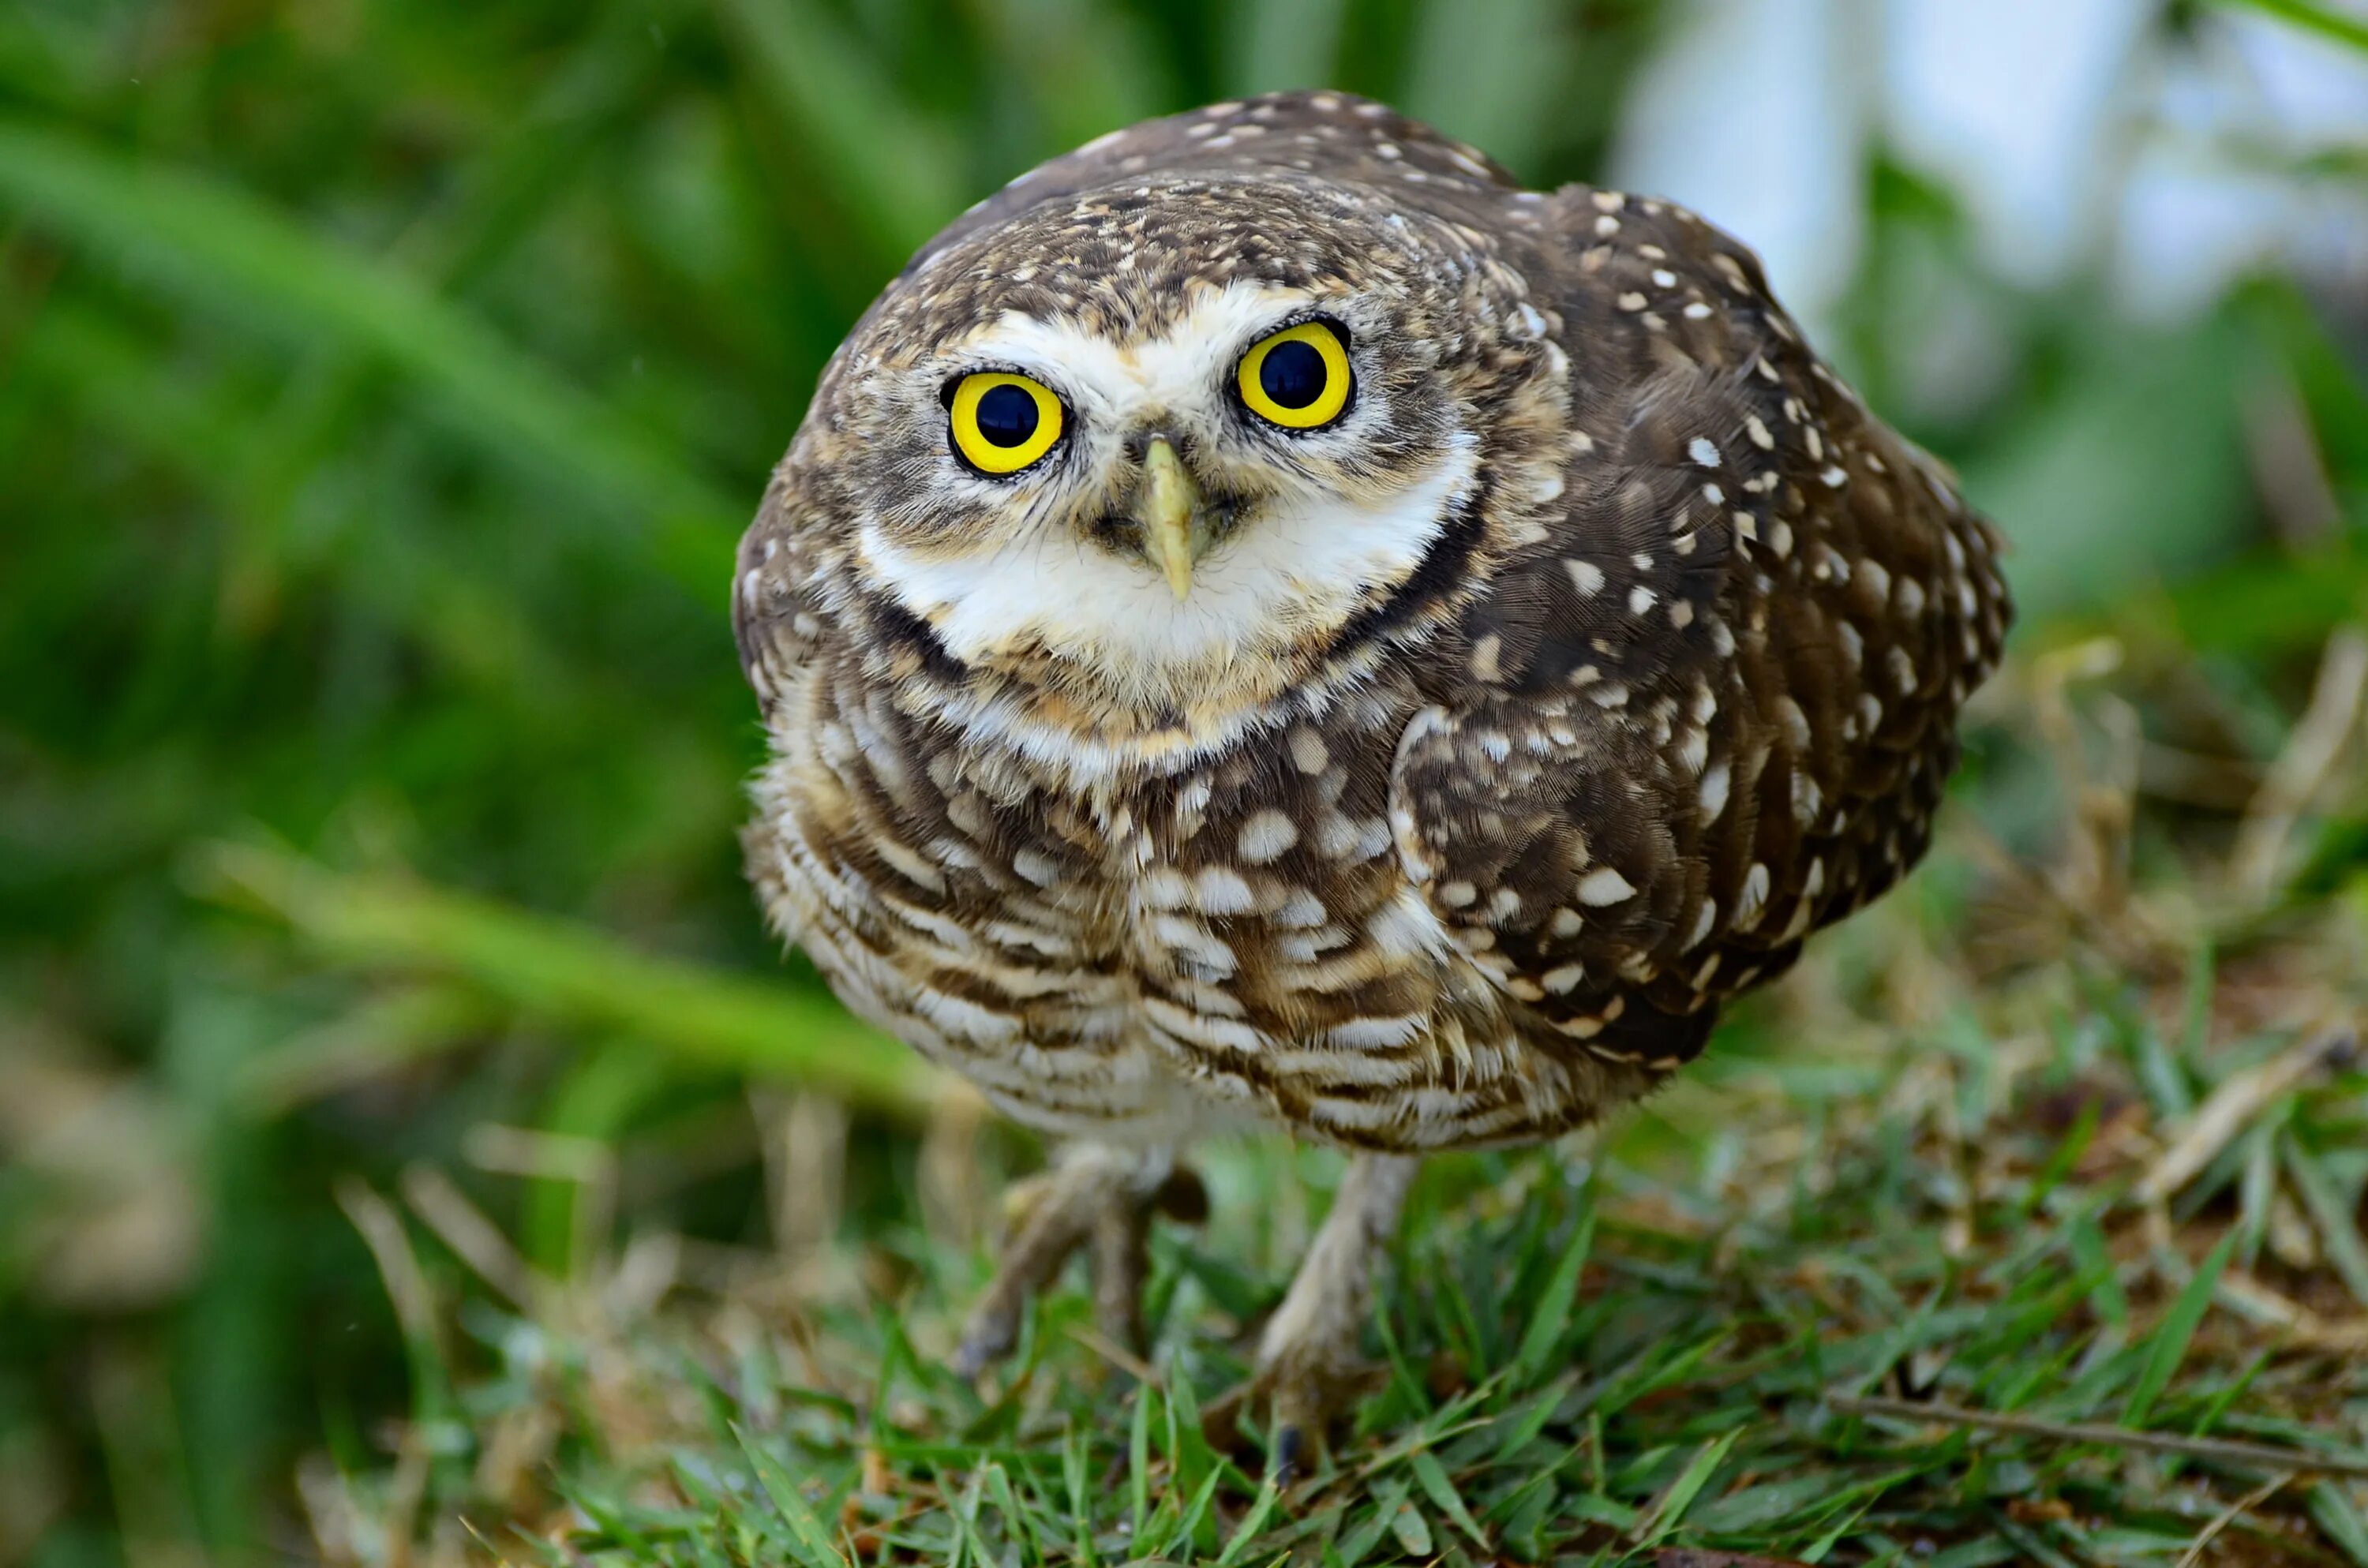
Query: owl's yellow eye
1236 320 1352 430
949 372 1065 474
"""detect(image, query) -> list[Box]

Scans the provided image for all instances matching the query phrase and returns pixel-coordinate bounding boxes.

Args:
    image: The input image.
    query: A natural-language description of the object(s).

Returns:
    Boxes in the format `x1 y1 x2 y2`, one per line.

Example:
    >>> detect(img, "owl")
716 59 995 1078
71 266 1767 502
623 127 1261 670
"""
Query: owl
735 92 2010 1469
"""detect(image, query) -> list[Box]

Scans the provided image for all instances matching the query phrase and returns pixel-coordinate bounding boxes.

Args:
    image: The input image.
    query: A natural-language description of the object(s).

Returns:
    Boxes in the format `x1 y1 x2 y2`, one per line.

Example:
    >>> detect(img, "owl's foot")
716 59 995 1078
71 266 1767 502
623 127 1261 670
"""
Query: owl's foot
1204 1154 1418 1482
949 1145 1205 1379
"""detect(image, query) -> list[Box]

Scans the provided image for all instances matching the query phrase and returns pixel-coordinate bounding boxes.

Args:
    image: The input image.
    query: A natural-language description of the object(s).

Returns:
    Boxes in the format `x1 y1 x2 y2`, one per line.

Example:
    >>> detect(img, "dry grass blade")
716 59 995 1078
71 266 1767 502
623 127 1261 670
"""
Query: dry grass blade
2027 637 2143 927
293 1454 365 1568
758 1090 849 1263
1828 1394 2368 1477
2139 1027 2357 1203
329 1180 438 1568
2175 1473 2289 1568
399 1164 541 1310
2233 627 2368 896
1062 1323 1162 1387
335 1177 439 1358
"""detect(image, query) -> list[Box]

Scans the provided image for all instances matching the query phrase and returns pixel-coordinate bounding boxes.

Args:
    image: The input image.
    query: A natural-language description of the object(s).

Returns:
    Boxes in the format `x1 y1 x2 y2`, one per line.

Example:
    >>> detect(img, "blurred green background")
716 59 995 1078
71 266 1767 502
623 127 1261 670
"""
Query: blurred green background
4 0 2367 1562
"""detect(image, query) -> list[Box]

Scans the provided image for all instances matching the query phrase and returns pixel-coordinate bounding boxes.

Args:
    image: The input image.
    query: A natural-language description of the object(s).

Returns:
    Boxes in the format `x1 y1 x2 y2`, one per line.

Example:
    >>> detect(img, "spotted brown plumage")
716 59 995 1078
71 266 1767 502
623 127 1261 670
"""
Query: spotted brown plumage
735 90 2010 1456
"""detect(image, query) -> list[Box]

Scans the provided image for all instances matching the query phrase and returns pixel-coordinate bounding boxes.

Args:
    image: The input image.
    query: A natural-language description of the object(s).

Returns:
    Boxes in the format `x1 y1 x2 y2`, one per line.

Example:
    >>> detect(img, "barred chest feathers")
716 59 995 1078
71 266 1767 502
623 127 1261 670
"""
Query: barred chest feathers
744 658 1662 1151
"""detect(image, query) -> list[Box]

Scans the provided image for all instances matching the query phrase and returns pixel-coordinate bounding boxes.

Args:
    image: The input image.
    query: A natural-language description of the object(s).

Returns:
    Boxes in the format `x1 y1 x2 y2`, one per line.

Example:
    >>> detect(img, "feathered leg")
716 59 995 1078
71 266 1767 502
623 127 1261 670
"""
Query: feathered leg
1208 1153 1418 1479
950 1143 1205 1377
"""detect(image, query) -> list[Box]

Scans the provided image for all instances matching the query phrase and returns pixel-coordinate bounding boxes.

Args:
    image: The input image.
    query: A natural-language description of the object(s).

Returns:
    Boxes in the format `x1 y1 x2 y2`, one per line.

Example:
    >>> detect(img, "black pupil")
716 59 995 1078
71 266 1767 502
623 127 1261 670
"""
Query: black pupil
974 384 1040 447
1259 339 1328 410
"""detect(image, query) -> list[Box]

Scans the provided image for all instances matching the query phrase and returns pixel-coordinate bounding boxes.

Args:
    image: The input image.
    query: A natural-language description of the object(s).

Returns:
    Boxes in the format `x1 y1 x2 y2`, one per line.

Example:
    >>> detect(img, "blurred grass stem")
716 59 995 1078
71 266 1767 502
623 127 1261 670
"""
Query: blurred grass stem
197 842 937 1118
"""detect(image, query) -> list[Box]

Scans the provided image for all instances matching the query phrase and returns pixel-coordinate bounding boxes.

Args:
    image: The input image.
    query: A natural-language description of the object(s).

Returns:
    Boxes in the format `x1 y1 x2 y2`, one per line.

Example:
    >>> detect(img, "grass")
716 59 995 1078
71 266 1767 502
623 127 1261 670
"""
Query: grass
281 657 2368 1566
5 2 2368 1566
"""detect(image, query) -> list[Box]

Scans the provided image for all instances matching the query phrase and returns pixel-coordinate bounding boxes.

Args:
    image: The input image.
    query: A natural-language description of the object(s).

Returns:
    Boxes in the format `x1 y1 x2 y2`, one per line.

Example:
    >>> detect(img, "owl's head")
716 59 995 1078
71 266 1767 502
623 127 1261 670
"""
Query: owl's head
776 122 1571 768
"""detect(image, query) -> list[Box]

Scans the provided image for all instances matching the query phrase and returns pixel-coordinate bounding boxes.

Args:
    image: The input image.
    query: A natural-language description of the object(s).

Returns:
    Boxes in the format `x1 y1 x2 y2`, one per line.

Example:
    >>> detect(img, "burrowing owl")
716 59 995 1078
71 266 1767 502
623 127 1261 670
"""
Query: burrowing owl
736 92 2010 1465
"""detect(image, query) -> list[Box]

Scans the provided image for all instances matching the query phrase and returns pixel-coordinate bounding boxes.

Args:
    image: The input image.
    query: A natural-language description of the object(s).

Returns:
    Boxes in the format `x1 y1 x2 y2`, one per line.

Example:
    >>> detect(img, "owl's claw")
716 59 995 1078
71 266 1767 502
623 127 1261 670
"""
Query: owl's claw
1272 1424 1306 1487
949 1149 1205 1379
1201 1349 1385 1483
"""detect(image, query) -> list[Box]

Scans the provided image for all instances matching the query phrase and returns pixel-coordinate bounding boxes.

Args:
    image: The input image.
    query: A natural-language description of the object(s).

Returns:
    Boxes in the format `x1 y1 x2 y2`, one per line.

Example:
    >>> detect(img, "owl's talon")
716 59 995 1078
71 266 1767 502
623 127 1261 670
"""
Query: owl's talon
1272 1424 1306 1487
949 1316 1017 1381
1152 1164 1211 1224
1201 1352 1383 1473
949 1147 1192 1379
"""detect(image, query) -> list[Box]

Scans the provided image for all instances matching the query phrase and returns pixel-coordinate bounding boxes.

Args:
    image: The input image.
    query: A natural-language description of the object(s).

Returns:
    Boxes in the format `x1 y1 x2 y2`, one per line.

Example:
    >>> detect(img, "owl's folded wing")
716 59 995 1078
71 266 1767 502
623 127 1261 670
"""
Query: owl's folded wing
1388 189 2012 1070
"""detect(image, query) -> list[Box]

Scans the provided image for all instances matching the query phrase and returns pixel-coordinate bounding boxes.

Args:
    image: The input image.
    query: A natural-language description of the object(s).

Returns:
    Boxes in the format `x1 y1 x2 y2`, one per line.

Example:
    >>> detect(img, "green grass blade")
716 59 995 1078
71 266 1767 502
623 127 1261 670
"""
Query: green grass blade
2123 1230 2237 1428
2282 1137 2368 1309
735 1426 850 1568
1511 1201 1595 1384
1129 1386 1153 1542
1334 1479 1405 1568
945 1463 990 1568
979 1461 1042 1564
1213 1474 1282 1566
1385 1497 1432 1557
196 842 935 1116
2017 1098 2101 1220
1155 1464 1226 1561
1407 1448 1486 1546
1636 1428 1740 1548
2311 1481 2368 1568
1062 1422 1096 1568
2212 0 2368 52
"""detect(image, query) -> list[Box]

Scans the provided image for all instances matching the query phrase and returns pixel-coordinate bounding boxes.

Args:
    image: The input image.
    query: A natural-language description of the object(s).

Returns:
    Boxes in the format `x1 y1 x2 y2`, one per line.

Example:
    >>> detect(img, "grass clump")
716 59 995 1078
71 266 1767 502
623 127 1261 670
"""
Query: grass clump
296 664 2368 1566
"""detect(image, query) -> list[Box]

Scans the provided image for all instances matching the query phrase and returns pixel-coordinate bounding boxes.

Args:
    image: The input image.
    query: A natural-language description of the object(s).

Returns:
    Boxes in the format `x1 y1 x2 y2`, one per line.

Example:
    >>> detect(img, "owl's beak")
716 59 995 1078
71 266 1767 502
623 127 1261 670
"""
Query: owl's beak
1136 436 1208 601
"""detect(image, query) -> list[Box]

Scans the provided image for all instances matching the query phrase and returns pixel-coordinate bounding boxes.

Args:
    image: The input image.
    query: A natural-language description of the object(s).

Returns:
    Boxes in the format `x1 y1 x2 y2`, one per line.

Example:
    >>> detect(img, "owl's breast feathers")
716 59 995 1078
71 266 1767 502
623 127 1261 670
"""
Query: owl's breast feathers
734 93 2012 1151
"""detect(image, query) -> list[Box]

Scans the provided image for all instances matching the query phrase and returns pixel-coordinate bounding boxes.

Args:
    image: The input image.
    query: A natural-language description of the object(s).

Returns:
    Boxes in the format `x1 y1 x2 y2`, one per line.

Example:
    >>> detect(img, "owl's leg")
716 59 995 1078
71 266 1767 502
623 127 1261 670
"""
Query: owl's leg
1208 1152 1418 1479
950 1143 1204 1378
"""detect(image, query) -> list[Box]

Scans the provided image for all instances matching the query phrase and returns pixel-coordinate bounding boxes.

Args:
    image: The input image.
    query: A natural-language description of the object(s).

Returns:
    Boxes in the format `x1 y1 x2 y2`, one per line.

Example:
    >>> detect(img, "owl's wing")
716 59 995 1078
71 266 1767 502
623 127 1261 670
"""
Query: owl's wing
1389 189 2012 1070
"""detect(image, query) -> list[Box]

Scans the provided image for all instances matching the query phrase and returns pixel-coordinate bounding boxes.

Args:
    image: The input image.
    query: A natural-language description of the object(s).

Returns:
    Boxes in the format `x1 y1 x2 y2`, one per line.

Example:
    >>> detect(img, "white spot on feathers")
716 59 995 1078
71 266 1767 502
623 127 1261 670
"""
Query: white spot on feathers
1577 867 1636 906
1238 810 1298 864
1193 866 1256 914
1699 762 1732 821
1735 863 1772 928
1470 634 1504 683
1012 848 1062 887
